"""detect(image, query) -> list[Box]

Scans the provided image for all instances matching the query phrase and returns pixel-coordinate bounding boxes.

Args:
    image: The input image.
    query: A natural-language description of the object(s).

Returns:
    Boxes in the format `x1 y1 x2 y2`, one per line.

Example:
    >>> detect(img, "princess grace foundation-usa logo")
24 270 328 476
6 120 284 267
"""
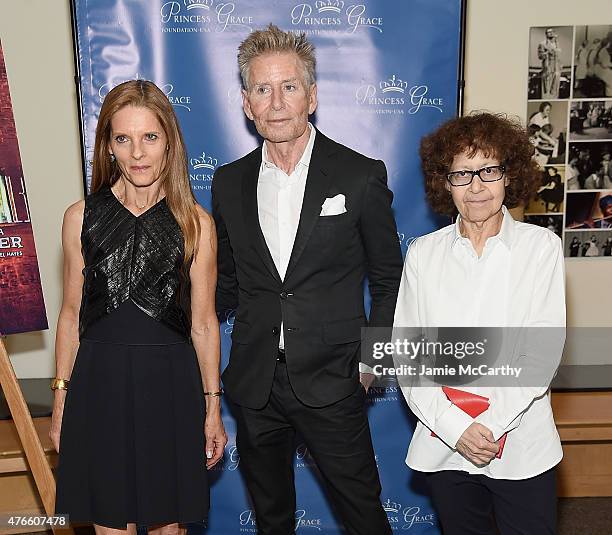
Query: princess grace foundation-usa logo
189 150 219 192
239 509 323 532
356 75 444 115
160 0 254 32
290 1 383 34
384 499 436 530
98 78 193 112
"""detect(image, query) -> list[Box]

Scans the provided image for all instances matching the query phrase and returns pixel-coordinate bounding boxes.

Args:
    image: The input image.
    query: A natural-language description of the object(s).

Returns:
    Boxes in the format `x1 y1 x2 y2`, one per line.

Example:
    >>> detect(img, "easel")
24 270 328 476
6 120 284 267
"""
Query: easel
0 338 73 535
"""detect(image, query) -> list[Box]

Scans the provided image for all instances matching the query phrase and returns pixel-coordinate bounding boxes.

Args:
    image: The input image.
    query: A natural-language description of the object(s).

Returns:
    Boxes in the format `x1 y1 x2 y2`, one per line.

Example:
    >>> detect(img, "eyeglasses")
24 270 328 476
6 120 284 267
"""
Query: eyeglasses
446 165 506 187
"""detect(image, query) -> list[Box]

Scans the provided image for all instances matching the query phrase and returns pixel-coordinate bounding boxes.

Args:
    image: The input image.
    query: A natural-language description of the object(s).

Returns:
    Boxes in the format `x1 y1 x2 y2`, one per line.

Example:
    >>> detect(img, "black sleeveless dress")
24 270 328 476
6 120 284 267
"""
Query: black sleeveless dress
55 187 209 529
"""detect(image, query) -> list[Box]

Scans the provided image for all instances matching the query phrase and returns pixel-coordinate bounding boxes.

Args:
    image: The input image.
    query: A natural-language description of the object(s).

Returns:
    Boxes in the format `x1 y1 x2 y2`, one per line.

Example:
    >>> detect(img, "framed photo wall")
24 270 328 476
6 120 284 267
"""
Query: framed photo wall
526 24 612 258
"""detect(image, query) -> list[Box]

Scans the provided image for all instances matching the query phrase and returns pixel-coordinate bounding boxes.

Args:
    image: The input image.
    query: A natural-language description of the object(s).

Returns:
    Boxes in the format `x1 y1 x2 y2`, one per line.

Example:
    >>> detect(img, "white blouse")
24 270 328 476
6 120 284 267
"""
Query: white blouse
393 207 565 479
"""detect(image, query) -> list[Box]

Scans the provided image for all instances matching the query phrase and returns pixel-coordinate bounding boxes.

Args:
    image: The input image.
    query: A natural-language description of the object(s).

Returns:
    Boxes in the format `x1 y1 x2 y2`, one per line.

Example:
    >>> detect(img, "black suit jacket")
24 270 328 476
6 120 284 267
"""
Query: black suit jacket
212 130 403 409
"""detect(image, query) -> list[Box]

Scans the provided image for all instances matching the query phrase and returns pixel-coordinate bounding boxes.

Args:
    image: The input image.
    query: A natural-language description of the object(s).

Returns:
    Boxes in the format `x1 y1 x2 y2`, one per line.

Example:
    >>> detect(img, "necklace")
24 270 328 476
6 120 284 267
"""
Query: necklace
117 194 148 210
116 179 158 210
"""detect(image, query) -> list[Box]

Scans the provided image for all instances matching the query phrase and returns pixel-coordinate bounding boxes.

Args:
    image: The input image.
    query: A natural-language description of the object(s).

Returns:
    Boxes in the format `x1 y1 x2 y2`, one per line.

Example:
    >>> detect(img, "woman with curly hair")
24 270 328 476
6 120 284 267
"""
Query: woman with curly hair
393 113 566 534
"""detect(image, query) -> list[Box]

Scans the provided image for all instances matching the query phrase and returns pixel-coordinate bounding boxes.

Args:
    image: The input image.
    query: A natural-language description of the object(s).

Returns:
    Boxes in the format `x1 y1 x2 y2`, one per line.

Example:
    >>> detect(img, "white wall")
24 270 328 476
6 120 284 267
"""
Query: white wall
0 1 83 377
464 0 612 364
1 0 610 377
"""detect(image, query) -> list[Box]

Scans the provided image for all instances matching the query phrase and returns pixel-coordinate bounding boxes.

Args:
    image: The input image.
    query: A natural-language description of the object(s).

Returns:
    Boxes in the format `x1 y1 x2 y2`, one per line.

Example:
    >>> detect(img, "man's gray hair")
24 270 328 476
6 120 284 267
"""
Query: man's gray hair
238 24 316 90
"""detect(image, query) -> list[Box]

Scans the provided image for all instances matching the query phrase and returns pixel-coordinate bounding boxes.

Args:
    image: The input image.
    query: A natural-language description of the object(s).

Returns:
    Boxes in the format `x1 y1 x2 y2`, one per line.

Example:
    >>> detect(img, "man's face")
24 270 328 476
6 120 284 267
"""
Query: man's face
546 29 554 39
242 52 317 144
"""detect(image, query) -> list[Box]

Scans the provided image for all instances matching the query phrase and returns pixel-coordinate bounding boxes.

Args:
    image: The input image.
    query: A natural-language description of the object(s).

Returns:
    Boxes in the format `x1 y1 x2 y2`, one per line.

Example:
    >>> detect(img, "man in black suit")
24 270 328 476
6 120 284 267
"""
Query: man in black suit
212 24 402 535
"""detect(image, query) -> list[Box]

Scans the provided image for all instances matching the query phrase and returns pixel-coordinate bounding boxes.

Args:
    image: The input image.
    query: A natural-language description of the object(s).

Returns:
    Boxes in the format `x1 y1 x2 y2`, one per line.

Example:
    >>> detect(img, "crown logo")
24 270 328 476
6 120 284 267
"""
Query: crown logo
315 0 344 13
383 499 401 513
184 0 213 10
380 75 408 93
190 152 218 170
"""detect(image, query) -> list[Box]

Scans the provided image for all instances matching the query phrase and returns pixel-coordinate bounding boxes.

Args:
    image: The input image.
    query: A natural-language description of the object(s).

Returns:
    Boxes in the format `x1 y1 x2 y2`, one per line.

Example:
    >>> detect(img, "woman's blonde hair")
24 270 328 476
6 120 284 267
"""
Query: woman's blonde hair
91 80 200 264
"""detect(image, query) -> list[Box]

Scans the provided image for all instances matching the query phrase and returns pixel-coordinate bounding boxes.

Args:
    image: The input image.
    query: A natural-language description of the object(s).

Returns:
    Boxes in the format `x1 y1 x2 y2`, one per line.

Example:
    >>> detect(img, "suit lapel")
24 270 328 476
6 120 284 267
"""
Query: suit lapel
241 150 282 284
284 132 335 280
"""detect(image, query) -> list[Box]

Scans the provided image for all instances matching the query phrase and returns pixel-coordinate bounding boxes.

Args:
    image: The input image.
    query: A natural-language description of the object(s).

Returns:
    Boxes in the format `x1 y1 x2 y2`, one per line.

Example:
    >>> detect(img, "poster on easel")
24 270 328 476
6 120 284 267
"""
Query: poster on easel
0 39 48 335
526 24 612 258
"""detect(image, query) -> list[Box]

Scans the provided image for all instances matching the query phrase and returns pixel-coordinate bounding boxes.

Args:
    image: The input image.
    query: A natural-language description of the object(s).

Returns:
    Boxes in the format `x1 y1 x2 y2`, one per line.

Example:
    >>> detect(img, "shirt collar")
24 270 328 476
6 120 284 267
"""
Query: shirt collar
451 205 515 251
261 122 317 171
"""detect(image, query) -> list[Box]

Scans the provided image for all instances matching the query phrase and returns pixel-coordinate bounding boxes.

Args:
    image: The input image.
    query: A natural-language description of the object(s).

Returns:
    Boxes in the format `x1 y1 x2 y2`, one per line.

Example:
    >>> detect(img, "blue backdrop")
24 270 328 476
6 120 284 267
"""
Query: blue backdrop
72 1 463 532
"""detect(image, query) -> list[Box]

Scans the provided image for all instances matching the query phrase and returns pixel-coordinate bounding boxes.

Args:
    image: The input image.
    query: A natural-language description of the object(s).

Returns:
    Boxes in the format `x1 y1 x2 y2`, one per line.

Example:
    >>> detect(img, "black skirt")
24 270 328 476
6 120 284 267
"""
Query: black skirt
55 301 209 529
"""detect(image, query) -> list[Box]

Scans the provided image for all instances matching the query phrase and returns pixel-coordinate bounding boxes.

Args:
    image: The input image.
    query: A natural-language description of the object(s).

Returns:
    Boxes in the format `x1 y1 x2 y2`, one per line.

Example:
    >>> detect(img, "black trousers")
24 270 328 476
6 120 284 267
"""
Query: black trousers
233 361 391 535
425 468 557 535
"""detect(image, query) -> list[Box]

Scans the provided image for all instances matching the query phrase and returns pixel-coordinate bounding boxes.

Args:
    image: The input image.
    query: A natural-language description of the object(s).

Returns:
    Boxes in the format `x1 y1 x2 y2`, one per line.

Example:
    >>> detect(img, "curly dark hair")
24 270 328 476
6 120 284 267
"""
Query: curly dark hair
420 112 541 216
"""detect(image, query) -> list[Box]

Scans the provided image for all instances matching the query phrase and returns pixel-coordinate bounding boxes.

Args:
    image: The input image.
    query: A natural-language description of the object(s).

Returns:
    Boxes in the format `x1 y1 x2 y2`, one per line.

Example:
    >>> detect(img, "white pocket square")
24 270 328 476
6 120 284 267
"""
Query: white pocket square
320 194 347 216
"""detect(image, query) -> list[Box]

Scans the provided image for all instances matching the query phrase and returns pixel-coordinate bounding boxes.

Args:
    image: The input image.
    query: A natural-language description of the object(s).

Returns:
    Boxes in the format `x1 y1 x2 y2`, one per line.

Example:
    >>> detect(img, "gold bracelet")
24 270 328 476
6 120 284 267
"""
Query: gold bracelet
50 378 70 391
203 390 223 397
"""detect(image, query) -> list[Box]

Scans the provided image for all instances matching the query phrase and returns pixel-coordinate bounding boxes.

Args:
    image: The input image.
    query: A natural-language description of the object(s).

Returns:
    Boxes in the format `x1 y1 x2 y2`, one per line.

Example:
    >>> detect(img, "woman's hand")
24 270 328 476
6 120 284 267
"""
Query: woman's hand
52 201 85 454
455 422 500 467
49 391 66 453
189 207 227 469
204 405 227 469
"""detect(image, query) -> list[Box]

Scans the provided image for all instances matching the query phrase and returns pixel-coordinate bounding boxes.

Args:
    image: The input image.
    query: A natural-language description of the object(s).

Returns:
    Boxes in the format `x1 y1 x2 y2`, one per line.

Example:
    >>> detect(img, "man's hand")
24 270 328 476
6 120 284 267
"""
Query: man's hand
455 422 500 467
359 372 376 392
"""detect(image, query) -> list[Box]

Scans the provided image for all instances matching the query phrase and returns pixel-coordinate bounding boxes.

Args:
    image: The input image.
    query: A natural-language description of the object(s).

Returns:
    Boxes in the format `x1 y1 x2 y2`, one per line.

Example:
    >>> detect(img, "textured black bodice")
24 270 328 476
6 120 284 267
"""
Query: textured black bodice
79 186 191 339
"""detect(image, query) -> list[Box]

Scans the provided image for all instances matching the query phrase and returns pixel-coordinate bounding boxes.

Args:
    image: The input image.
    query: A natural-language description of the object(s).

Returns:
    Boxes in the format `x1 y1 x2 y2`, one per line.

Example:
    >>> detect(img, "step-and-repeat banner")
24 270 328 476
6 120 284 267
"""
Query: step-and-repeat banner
0 40 47 336
72 1 463 532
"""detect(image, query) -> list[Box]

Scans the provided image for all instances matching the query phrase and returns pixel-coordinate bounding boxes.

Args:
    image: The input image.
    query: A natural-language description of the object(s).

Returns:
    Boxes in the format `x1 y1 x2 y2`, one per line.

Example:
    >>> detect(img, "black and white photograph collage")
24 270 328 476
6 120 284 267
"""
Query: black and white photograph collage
527 24 612 258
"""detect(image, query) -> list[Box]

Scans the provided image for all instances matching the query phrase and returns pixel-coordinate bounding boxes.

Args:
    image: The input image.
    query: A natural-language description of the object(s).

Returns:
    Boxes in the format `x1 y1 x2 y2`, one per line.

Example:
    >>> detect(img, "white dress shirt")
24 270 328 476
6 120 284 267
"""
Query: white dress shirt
393 206 565 479
257 124 316 349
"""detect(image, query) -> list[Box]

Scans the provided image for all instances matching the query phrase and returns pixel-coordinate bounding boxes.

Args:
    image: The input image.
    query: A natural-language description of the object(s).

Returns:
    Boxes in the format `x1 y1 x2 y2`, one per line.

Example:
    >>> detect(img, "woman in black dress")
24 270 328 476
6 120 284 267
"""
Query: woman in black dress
50 80 226 534
537 166 564 212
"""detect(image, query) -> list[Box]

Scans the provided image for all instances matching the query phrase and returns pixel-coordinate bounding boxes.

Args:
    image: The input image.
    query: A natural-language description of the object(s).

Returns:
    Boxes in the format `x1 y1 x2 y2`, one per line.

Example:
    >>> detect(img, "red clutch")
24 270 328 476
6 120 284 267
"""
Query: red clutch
431 386 506 459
